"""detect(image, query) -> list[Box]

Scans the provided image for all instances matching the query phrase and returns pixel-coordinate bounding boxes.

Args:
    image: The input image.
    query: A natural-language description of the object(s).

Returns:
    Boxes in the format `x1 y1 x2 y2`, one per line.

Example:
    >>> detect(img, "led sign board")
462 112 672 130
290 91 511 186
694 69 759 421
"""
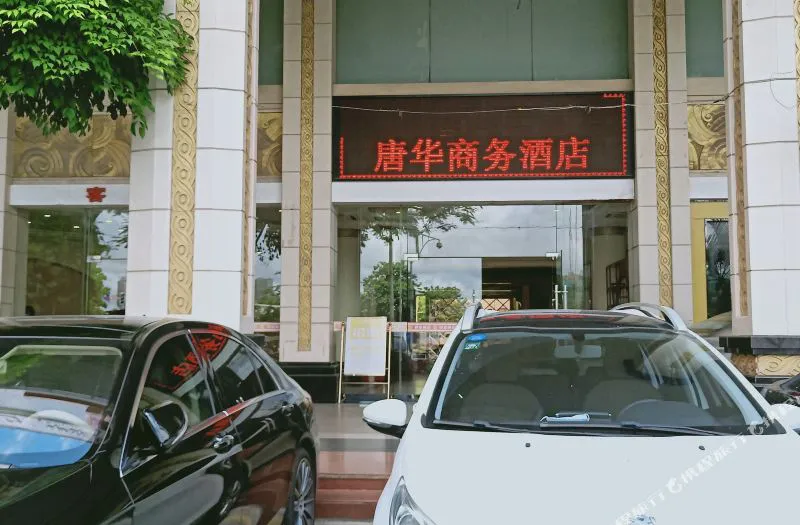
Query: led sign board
333 93 633 181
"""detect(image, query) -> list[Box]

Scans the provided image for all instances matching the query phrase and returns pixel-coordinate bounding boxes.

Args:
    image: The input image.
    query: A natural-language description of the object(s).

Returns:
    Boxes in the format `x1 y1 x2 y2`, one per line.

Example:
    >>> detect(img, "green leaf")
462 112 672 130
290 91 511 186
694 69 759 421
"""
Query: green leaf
0 0 192 137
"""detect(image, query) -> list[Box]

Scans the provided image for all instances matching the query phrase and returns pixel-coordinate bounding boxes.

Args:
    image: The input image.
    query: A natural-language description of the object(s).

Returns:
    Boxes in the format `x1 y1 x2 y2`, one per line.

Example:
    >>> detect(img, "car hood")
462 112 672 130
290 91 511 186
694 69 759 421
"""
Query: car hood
0 461 91 520
397 428 800 524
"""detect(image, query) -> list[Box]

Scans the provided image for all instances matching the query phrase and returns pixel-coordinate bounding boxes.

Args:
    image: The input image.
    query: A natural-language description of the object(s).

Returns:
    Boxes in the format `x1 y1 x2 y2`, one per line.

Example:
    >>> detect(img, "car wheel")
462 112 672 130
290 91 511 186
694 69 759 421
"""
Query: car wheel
285 449 315 525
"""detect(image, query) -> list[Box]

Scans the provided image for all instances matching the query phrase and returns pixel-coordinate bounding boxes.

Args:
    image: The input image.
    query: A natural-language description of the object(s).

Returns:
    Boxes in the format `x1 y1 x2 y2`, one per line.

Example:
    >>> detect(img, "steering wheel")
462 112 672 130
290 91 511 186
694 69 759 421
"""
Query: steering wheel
26 410 94 433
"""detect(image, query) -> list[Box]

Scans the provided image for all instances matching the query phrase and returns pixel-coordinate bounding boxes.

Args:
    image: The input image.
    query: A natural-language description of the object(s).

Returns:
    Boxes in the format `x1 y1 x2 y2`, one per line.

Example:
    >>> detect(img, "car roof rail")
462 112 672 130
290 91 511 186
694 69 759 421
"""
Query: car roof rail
610 302 688 331
460 303 483 332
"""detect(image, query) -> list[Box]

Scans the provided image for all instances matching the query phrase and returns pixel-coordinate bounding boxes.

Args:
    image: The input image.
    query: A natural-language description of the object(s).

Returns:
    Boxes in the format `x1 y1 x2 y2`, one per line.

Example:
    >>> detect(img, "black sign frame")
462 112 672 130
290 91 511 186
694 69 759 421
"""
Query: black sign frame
332 93 635 182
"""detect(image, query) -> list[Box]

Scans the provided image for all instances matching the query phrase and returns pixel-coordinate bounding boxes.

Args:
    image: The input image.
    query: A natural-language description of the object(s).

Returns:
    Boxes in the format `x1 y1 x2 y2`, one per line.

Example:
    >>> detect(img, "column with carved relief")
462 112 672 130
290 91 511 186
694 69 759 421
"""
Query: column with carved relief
719 0 800 380
0 109 28 316
126 0 257 331
280 0 337 363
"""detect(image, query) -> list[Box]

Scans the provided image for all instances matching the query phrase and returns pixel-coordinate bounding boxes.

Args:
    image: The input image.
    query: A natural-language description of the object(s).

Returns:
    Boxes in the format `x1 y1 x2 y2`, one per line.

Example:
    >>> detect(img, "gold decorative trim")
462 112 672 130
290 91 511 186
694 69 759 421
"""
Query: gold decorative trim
653 0 673 307
242 0 255 316
298 0 314 352
13 115 131 178
168 0 200 315
732 0 749 315
730 354 757 377
757 355 800 377
257 112 283 177
688 104 727 171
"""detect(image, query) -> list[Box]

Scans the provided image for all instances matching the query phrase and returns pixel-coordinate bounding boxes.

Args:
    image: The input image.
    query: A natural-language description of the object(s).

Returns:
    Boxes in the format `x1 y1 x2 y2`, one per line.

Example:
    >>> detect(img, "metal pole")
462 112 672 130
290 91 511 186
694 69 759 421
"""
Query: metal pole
337 323 346 404
554 285 560 309
387 323 393 399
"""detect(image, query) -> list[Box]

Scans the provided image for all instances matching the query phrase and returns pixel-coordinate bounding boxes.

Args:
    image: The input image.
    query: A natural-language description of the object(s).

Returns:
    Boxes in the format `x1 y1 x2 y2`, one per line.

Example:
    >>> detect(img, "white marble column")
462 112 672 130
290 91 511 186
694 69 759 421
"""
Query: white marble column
279 0 303 358
310 0 337 361
666 0 693 322
629 0 692 321
725 0 800 335
192 1 252 330
127 0 256 331
0 109 27 316
126 86 175 318
630 1 662 305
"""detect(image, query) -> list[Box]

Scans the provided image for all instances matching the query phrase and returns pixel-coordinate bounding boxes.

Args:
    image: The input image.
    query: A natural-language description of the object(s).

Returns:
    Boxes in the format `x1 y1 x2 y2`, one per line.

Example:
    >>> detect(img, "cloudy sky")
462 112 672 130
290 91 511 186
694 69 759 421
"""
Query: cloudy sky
253 203 628 307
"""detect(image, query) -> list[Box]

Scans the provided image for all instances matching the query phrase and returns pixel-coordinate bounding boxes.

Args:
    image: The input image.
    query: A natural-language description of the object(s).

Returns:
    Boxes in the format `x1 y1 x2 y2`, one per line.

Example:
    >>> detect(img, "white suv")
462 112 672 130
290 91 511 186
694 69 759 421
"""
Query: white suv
364 304 800 525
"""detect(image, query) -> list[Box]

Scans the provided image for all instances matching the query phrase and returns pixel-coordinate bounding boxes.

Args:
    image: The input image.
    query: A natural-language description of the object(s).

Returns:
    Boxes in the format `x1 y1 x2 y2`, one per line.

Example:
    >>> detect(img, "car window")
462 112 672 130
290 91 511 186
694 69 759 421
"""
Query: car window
0 340 126 469
247 348 280 394
194 333 264 407
431 328 770 435
785 374 800 392
141 334 215 426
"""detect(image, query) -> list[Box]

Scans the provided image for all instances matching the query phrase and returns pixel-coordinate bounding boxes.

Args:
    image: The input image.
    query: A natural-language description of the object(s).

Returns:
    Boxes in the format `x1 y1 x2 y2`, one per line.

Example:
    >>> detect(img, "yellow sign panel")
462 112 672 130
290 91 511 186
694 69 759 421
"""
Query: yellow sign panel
343 317 388 376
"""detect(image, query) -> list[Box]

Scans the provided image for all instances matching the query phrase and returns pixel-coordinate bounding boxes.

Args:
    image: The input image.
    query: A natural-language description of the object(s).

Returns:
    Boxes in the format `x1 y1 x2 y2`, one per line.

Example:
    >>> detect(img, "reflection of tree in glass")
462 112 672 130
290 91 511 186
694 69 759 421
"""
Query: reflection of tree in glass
361 206 479 321
419 286 467 322
361 262 420 319
254 282 281 322
361 206 478 246
27 211 111 314
705 220 731 317
0 354 42 386
255 217 281 262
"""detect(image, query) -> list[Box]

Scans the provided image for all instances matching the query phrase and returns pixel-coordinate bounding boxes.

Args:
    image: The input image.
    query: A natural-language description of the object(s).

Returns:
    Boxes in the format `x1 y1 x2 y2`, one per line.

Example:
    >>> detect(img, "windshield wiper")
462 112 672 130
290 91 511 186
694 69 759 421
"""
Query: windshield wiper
431 419 530 433
537 420 728 436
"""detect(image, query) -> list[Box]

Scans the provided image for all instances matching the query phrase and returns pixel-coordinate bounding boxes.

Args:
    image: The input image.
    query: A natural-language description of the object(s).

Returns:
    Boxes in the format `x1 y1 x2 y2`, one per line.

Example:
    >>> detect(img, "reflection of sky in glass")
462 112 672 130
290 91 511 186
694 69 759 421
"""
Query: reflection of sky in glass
359 205 588 298
254 223 281 284
92 210 127 311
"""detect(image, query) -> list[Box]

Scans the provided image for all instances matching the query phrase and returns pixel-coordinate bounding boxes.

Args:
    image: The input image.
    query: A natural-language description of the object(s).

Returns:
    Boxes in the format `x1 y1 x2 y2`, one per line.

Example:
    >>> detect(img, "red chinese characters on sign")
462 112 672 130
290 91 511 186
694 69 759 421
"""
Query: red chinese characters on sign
555 137 590 171
410 138 444 173
520 139 554 170
374 140 408 173
483 138 516 172
372 137 591 176
86 187 106 203
448 138 479 172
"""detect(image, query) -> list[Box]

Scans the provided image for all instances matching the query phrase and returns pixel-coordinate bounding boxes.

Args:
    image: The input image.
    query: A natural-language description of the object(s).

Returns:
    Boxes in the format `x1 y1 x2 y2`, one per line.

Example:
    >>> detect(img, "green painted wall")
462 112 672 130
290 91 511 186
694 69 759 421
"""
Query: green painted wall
336 0 630 84
430 0 533 82
532 0 628 80
259 0 284 85
686 0 724 77
337 0 431 83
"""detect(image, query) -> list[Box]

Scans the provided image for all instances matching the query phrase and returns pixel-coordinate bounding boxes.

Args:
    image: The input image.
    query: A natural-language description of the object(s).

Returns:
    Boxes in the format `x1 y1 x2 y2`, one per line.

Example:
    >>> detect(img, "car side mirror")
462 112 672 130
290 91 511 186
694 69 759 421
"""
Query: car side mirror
141 401 189 450
363 399 408 438
768 403 800 434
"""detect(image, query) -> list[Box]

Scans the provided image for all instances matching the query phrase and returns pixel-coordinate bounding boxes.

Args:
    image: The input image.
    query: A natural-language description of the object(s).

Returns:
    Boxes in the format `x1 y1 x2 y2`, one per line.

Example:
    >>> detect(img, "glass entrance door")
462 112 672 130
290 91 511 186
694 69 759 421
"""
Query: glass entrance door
337 203 630 400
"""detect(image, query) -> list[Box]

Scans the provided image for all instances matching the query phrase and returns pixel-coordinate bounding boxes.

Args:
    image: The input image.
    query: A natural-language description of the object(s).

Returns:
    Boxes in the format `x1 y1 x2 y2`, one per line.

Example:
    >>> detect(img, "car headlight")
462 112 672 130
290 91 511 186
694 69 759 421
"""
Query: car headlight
390 478 436 525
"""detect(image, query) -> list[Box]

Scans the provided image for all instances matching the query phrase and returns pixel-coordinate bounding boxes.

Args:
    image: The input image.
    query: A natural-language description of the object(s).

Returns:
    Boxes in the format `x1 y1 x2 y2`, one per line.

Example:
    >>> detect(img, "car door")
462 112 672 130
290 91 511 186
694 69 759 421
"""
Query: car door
191 330 296 524
119 331 241 525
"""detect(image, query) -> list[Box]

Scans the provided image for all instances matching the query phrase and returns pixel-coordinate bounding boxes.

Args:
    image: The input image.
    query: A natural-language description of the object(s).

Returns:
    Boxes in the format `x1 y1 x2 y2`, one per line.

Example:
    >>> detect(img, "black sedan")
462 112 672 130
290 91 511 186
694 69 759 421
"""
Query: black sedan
761 372 800 406
0 316 318 524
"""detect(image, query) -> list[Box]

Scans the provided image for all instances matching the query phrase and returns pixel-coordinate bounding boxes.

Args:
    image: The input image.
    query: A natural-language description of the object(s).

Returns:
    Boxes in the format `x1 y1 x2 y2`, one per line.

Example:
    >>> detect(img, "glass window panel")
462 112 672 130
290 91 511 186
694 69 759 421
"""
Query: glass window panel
254 207 281 323
340 203 629 400
26 209 128 315
704 219 731 318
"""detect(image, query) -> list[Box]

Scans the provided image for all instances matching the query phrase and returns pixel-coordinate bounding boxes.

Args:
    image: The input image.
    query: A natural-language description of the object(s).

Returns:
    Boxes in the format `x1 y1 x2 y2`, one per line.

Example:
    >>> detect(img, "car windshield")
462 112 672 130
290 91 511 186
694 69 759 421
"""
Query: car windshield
0 342 125 469
432 328 772 435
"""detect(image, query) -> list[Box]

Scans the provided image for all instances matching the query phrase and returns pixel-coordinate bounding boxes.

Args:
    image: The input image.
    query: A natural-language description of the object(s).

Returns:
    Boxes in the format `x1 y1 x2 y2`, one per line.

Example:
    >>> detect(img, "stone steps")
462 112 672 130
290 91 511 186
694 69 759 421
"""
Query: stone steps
317 473 387 521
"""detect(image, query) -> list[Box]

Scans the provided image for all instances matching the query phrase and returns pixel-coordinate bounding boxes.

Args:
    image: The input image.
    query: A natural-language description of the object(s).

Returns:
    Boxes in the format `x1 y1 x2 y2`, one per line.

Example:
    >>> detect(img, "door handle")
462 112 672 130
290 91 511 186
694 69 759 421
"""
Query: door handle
212 434 235 453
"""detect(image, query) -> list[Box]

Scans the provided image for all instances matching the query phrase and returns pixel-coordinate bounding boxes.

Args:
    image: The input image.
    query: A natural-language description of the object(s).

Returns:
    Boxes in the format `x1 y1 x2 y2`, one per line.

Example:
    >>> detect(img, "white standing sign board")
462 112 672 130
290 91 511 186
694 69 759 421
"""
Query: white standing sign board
343 316 388 376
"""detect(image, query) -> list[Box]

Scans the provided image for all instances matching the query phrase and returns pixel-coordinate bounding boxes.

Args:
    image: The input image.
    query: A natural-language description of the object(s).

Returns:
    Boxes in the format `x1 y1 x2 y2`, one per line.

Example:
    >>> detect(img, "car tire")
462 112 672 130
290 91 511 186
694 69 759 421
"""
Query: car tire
284 448 316 525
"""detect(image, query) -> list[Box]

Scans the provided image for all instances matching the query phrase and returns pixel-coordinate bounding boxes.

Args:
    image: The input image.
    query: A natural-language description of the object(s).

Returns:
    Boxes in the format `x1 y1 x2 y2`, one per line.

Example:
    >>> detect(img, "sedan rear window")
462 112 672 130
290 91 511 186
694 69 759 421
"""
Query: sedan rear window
0 342 125 469
432 329 769 435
